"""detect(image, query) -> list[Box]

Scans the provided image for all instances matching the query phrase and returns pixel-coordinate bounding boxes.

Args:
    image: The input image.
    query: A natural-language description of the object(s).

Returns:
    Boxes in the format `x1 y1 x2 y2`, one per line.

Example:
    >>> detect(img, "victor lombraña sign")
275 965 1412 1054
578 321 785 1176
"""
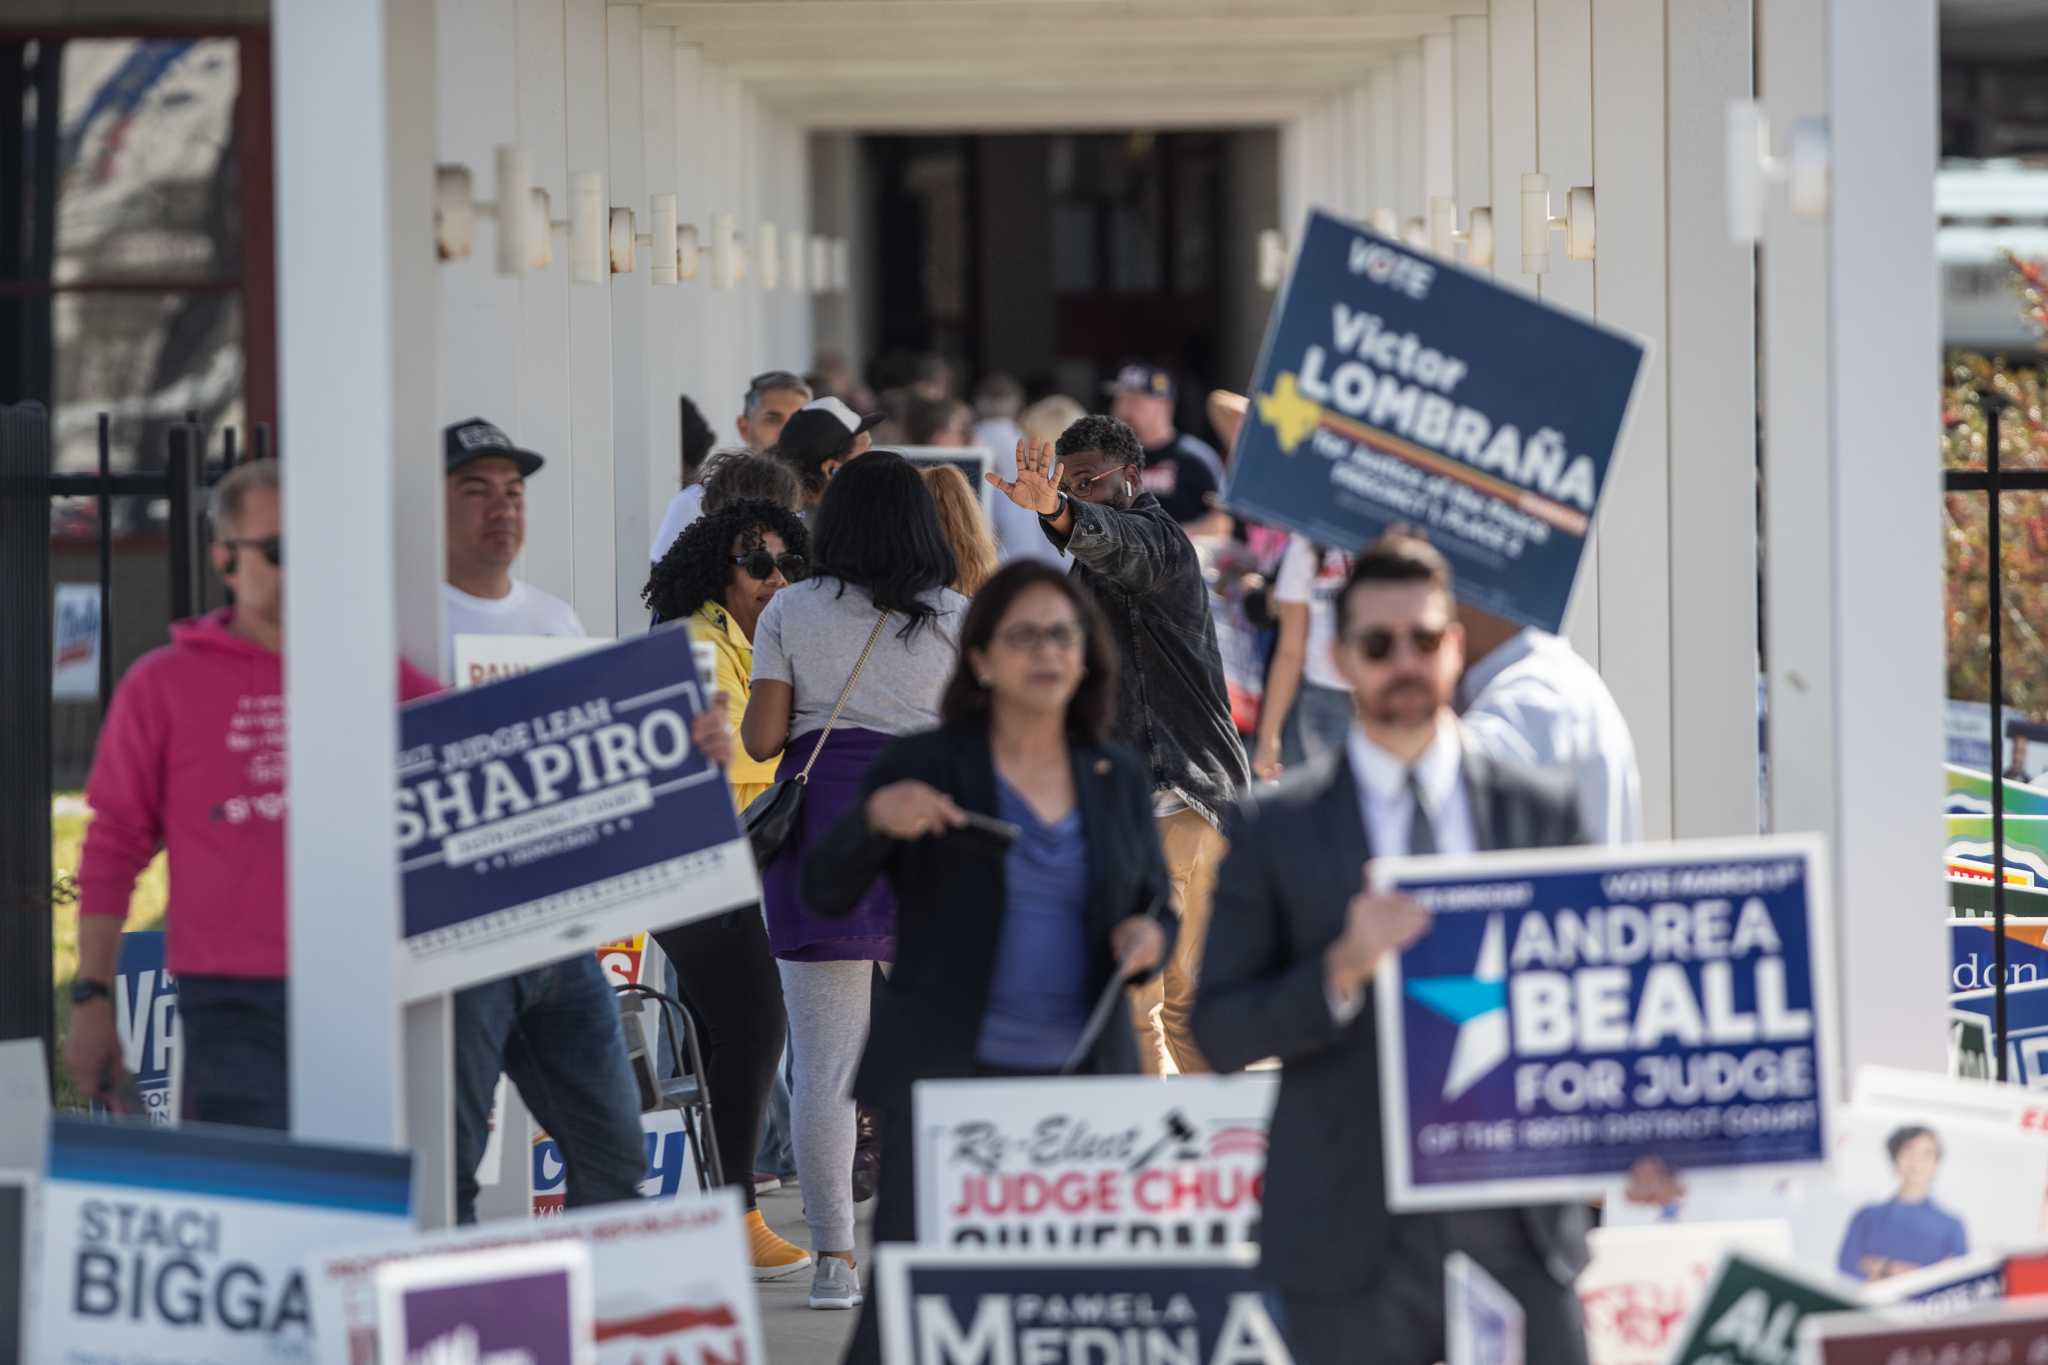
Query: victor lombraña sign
395 626 757 1000
1373 836 1835 1210
1224 208 1646 633
913 1075 1277 1250
35 1118 411 1365
873 1248 1295 1365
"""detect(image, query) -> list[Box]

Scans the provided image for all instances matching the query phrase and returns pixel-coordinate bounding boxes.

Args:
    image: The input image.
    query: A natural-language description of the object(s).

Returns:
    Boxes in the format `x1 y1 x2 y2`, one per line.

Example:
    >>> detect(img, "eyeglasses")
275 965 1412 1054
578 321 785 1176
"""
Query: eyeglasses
731 549 807 582
993 621 1085 654
220 536 282 568
1061 464 1132 498
1345 624 1447 662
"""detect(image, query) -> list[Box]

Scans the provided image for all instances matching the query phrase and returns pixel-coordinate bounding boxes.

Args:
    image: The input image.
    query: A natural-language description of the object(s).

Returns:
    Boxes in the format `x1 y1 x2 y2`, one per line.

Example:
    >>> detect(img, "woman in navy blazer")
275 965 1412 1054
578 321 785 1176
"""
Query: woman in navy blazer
802 561 1176 1359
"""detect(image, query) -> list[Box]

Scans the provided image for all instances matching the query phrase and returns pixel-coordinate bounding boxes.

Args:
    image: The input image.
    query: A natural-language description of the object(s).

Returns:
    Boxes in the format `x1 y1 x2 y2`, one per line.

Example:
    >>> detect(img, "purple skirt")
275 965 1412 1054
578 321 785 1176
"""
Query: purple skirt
764 726 897 962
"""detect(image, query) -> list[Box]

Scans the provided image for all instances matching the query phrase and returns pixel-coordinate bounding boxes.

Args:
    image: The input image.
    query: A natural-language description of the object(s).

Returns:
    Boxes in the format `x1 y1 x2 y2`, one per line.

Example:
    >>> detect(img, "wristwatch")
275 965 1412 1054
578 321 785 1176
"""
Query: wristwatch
70 978 112 1006
1040 492 1071 524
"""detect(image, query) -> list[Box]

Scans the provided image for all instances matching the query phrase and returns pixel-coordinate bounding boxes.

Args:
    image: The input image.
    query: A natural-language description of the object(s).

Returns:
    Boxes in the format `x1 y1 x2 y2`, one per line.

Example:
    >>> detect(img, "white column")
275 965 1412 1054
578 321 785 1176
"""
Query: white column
1488 0 1539 296
1824 0 1945 1073
605 3 651 628
1451 15 1490 257
1421 33 1455 208
515 0 576 606
641 19 683 578
564 0 616 634
1665 0 1760 838
1394 47 1424 223
273 0 429 1153
1369 62 1398 224
1588 0 1672 839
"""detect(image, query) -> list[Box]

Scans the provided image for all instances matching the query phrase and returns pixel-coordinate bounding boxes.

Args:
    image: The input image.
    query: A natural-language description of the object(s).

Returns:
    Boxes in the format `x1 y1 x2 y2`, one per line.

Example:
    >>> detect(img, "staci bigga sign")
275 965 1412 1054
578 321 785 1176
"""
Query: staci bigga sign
1373 836 1836 1210
1224 209 1646 633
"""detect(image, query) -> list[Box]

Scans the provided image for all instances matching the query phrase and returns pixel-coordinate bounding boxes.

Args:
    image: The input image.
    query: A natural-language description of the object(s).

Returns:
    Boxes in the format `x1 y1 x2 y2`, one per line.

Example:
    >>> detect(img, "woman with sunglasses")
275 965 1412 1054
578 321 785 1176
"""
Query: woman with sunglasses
802 561 1175 1363
641 496 814 1283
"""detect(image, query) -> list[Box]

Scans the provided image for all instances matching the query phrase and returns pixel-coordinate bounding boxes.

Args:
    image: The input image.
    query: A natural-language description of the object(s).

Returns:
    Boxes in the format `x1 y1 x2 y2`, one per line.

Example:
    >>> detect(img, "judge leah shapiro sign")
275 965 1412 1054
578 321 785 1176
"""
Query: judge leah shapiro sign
394 627 757 1000
1373 836 1836 1210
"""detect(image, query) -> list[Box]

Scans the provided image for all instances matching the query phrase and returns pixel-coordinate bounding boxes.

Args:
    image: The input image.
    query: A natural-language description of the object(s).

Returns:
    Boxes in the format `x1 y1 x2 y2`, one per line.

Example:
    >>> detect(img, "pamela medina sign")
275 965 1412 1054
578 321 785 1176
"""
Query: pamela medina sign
1224 209 1646 634
1372 836 1836 1210
34 1118 411 1365
912 1075 1278 1251
873 1247 1295 1365
394 626 757 1000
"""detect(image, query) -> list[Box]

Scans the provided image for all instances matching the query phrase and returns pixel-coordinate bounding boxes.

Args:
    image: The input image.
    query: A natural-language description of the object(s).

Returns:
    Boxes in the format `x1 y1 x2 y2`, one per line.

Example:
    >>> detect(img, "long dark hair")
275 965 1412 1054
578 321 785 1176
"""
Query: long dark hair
642 498 810 624
940 562 1119 746
811 450 957 636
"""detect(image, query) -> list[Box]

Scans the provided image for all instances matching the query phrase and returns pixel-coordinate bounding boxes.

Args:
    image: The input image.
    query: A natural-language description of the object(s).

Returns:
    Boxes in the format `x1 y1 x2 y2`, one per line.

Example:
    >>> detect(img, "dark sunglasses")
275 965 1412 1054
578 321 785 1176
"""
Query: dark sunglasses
993 621 1085 653
1346 624 1447 662
221 536 282 569
731 549 807 582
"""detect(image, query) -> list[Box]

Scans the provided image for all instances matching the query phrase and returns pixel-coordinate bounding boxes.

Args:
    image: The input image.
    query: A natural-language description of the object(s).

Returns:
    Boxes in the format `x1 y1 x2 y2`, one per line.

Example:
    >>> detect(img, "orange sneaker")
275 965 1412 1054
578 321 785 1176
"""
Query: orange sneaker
746 1207 813 1282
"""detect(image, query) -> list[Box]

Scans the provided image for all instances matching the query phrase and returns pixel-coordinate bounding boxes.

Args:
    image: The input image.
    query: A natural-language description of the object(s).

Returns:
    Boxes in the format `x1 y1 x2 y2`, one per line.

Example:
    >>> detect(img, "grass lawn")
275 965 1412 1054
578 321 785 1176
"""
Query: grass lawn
50 797 167 1110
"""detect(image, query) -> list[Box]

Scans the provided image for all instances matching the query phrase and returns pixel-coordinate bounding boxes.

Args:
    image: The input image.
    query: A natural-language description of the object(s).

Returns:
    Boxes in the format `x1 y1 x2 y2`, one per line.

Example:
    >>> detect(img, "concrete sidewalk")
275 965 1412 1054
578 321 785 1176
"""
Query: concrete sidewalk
754 1180 873 1364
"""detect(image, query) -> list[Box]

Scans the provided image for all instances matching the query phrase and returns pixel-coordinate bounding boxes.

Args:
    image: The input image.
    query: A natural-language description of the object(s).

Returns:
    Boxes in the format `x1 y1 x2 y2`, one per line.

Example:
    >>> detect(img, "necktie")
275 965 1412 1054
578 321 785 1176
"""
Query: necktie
1407 770 1438 856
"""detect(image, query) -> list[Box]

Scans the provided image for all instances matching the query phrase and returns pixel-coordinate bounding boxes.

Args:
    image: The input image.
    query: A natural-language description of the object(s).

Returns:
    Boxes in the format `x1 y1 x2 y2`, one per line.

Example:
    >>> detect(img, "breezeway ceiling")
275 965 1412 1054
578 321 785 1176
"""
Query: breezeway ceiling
642 0 1487 129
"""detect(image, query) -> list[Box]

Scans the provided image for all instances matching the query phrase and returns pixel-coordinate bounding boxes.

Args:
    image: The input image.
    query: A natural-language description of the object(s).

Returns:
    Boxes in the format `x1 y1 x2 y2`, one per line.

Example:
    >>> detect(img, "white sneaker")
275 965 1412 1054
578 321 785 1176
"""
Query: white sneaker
808 1256 863 1310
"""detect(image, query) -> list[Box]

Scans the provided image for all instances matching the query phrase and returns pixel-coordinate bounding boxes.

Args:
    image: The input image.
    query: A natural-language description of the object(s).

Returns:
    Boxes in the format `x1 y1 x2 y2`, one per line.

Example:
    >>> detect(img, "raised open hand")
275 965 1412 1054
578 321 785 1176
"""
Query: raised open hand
985 436 1065 517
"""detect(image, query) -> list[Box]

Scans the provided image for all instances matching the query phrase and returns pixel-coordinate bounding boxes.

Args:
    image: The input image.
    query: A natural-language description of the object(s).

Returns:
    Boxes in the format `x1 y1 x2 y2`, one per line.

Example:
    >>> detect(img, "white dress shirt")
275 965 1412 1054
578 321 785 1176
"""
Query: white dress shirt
1458 627 1642 845
1329 715 1476 1021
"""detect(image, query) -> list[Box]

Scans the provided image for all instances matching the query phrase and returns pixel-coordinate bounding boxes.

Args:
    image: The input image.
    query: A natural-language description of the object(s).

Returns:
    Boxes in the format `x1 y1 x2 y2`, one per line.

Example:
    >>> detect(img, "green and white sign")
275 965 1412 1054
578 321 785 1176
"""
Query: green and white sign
1664 1250 1859 1365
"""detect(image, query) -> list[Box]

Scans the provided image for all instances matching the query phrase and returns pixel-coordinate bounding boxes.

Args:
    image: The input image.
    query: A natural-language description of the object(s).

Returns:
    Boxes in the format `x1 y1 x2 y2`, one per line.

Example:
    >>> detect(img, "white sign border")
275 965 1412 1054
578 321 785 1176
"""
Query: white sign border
1370 832 1838 1212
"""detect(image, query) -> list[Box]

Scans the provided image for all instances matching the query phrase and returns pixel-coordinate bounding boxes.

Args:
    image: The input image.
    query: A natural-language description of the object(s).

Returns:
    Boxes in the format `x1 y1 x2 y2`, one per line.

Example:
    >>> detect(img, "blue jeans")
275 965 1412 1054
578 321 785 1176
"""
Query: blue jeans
176 976 290 1131
453 954 647 1224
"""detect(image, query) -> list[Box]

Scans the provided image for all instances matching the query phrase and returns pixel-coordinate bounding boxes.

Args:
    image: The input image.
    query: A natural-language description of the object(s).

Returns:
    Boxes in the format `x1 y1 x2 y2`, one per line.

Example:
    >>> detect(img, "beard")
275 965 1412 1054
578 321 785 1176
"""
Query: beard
1363 675 1439 729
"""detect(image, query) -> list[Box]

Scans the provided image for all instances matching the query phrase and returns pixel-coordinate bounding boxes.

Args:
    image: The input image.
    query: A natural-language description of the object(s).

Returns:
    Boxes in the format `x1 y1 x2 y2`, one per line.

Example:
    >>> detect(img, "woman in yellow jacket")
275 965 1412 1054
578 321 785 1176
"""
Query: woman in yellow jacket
644 494 812 1279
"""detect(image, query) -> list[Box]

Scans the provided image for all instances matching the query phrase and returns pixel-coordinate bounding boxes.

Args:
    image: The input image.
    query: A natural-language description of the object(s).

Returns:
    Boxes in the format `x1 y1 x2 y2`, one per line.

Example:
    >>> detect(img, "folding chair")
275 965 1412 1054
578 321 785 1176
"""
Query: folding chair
613 982 725 1195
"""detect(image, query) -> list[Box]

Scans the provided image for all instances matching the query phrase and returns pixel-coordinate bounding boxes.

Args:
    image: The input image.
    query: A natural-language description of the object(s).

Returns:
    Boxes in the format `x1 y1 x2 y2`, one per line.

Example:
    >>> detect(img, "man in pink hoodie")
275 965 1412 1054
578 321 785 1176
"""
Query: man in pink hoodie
63 459 440 1129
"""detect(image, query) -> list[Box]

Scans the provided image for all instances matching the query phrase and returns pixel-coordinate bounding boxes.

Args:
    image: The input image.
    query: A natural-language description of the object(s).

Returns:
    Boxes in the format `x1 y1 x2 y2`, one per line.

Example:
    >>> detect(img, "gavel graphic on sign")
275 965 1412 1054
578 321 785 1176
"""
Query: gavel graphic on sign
1127 1110 1200 1172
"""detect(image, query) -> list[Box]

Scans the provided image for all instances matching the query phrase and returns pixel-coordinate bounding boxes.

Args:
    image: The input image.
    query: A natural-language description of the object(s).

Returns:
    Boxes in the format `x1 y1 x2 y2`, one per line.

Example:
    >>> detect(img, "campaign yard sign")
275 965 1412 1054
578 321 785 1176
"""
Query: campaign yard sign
1944 764 2048 818
1662 1251 1859 1365
873 1248 1294 1365
1951 977 2048 1086
1950 918 2048 995
1945 814 2048 890
373 1241 593 1365
1802 1300 2048 1365
530 1109 693 1217
1445 1252 1523 1365
1 1170 29 1365
314 1190 763 1365
1373 836 1834 1210
1574 1222 1794 1365
1947 874 2048 920
1224 209 1646 633
1858 1250 2008 1316
92 930 178 1125
395 626 757 1000
35 1118 411 1365
912 1074 1278 1251
450 633 603 690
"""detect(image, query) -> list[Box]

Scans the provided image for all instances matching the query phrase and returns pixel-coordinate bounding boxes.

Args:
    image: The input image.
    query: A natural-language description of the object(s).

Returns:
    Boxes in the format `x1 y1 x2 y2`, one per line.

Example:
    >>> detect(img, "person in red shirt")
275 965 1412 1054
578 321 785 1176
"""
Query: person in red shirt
63 459 439 1129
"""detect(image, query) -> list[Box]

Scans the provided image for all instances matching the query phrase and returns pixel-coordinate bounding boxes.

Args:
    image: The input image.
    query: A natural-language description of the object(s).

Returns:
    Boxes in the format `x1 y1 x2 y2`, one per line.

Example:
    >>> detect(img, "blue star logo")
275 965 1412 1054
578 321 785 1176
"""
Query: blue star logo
1405 914 1511 1101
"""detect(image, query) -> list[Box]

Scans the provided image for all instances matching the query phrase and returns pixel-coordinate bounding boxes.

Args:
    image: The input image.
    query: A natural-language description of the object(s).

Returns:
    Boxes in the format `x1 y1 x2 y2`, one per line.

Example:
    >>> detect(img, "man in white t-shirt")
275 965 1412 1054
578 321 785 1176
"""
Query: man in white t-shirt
441 417 585 677
438 417 650 1226
1456 604 1643 846
1254 535 1354 779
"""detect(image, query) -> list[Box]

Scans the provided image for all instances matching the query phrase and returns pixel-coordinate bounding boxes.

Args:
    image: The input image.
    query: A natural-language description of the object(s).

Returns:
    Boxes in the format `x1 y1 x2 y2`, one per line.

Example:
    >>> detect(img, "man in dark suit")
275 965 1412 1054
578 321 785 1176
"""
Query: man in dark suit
1193 535 1591 1365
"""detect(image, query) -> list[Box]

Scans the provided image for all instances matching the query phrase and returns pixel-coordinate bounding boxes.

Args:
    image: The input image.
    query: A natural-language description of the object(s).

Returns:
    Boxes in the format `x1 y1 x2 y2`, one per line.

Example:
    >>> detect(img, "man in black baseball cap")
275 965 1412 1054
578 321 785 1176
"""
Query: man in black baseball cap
1105 365 1228 535
444 416 545 478
771 396 883 507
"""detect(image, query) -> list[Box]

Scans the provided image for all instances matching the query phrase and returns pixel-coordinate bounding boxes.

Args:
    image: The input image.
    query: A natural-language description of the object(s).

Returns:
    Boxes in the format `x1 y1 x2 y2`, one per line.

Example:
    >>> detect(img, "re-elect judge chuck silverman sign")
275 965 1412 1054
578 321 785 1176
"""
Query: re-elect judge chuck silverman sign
394 626 758 1000
1373 835 1837 1210
1225 209 1647 634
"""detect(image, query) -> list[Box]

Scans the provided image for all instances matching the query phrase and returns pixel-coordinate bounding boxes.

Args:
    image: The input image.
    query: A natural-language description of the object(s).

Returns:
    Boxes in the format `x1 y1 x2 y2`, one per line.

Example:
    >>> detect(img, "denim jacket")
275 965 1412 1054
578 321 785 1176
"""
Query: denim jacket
1045 492 1251 828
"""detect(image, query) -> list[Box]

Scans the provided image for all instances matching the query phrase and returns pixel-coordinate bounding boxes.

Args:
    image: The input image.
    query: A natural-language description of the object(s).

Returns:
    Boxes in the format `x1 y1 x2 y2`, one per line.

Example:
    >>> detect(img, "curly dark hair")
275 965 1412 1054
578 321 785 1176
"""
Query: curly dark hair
642 497 811 625
1054 412 1146 469
940 562 1119 745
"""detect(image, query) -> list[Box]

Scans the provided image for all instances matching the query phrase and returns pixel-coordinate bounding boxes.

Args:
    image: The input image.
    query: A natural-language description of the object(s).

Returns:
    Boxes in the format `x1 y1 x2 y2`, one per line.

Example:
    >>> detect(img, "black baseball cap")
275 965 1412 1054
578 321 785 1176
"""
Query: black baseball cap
1104 364 1175 401
777 397 884 467
444 418 545 478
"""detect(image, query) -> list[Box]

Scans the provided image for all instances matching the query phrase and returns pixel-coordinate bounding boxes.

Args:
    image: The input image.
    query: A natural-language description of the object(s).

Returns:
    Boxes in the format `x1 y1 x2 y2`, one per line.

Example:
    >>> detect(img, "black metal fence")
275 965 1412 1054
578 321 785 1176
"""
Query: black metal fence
0 401 262 1057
